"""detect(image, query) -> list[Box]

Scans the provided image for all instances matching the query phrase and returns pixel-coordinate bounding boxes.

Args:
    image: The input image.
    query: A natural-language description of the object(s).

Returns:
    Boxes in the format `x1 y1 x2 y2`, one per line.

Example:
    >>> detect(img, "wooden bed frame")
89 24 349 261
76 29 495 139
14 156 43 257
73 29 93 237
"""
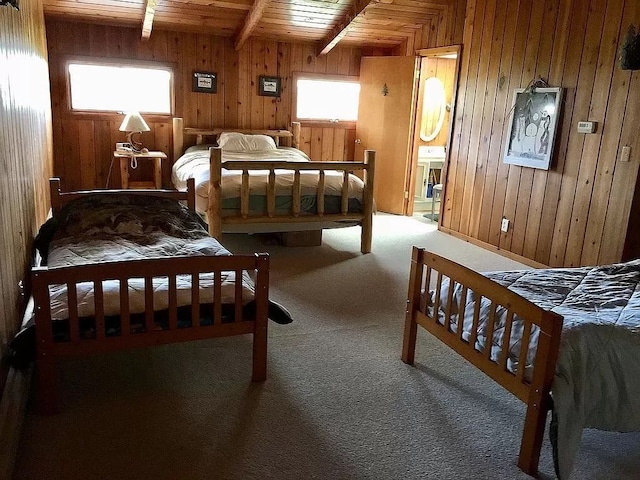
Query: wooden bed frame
172 118 376 254
401 247 563 476
32 178 271 414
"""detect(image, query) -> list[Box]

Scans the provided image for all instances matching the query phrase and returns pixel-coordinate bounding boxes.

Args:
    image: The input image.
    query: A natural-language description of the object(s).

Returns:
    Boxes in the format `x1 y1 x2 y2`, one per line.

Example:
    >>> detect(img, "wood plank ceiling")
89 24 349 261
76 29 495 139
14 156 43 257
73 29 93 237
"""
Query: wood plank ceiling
41 0 453 53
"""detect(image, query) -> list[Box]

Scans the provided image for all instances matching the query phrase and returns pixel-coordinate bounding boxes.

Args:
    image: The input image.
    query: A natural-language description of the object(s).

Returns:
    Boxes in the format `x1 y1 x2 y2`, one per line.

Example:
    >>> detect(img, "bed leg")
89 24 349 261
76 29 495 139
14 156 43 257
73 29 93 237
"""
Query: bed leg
517 396 548 475
252 254 269 382
36 354 59 415
402 247 424 365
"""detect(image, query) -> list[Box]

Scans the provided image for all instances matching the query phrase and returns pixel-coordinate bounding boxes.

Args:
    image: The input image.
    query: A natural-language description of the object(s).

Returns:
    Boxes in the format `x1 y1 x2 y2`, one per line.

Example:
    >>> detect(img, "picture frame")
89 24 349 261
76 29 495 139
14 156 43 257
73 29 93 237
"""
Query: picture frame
503 87 563 170
258 75 281 97
192 71 217 94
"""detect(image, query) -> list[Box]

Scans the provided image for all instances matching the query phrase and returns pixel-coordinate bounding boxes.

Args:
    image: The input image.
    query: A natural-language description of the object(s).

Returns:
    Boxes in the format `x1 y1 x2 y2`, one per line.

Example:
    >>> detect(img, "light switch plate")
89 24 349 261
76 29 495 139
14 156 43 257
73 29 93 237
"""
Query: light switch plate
621 145 631 163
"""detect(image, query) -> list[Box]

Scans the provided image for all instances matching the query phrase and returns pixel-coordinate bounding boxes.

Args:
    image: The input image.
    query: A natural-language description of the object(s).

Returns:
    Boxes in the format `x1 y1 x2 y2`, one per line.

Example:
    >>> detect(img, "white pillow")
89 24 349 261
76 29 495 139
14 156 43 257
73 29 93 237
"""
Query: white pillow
218 132 277 152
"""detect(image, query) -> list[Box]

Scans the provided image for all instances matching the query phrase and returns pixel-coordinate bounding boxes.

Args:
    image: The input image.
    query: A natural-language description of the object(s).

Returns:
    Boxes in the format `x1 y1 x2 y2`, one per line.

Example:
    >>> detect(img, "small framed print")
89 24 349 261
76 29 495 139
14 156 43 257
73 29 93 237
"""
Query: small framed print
192 71 217 94
258 75 281 97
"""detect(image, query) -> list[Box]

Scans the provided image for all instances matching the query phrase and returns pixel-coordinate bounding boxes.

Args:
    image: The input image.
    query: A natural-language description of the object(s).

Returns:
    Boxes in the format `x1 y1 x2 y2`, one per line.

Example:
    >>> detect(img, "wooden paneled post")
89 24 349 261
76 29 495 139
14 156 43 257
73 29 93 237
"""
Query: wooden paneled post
291 122 301 149
361 150 376 253
208 147 223 239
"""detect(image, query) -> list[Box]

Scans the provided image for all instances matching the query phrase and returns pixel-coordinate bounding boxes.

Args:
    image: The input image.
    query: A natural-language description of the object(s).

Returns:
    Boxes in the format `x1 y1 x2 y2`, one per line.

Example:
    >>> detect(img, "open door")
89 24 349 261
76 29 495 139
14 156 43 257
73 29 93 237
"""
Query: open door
355 56 419 214
407 46 461 223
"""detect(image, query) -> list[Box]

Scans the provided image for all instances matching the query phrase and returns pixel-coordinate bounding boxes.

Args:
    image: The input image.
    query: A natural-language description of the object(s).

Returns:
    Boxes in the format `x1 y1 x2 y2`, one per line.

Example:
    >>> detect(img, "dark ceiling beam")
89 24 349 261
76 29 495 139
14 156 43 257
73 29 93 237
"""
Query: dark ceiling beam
317 0 392 56
234 0 272 51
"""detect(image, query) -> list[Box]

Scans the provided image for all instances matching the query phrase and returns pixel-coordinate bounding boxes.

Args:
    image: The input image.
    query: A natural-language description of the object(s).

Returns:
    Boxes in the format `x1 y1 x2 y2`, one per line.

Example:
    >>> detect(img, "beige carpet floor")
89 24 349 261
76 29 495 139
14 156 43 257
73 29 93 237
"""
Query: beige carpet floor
13 214 640 480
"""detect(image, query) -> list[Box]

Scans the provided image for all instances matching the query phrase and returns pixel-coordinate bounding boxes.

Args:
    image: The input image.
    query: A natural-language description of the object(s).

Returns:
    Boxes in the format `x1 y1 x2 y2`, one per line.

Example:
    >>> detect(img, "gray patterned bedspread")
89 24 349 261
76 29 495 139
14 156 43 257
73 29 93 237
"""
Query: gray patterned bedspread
34 194 291 324
435 261 640 479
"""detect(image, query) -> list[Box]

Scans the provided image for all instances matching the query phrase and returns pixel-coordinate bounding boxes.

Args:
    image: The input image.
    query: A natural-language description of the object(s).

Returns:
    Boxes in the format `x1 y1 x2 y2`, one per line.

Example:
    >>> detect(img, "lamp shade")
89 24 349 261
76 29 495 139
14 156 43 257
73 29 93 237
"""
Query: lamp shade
119 112 150 133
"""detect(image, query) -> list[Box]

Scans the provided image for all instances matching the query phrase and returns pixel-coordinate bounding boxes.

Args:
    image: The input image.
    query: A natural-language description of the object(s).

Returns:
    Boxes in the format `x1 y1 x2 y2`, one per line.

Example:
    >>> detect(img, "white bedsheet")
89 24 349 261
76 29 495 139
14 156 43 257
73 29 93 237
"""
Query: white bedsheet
171 148 365 215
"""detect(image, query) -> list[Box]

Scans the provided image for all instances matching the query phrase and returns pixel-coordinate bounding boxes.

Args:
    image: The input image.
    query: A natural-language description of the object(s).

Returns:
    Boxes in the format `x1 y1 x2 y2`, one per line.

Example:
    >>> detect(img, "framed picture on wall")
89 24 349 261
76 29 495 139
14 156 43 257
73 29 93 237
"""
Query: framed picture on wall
258 76 281 97
503 87 563 170
192 71 217 94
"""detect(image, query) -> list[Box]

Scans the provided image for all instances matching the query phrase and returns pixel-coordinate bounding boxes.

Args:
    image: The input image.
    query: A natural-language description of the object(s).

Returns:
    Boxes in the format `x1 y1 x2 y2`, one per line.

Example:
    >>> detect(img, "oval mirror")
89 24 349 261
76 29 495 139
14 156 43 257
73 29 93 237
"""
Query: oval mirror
419 77 447 142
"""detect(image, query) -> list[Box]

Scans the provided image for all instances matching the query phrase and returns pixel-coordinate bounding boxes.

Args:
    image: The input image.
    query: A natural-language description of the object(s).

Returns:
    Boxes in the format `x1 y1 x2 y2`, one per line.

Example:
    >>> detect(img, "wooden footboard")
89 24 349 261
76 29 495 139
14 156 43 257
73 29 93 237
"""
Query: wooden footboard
402 247 563 475
207 147 375 254
32 252 269 415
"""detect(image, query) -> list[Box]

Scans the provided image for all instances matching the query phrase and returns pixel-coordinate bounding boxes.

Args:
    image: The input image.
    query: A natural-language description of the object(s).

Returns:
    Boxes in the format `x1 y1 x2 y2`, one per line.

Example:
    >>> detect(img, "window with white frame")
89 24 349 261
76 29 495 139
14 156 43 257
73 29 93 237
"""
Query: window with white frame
67 60 173 114
294 74 360 124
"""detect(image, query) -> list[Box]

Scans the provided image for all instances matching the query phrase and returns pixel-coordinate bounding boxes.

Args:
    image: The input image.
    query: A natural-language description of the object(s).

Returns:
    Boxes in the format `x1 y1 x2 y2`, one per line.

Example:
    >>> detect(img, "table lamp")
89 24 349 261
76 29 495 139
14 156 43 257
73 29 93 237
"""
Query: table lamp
119 111 150 152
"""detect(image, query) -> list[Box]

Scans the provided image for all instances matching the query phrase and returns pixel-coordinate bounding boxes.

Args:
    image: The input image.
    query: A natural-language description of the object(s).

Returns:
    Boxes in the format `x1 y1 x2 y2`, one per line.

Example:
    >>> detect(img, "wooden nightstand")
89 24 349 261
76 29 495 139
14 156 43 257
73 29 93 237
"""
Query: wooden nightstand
115 150 167 189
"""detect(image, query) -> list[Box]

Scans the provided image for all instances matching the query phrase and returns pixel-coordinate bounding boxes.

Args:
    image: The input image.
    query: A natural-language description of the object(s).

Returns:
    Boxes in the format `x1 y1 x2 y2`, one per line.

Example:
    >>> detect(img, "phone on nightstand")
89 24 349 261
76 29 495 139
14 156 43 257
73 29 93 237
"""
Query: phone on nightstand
116 142 133 152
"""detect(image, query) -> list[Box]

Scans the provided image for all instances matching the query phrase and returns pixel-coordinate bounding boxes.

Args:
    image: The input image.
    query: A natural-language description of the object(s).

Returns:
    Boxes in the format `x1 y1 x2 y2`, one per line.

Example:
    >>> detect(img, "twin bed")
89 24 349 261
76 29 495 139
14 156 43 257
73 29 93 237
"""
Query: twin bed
403 247 640 478
30 179 291 414
171 118 375 253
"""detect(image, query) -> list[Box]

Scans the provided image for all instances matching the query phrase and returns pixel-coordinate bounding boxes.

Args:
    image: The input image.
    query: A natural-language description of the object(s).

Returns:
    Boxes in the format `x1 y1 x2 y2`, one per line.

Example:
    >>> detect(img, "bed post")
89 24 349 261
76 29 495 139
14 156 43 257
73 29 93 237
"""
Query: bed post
173 117 184 161
252 253 270 382
186 178 196 211
402 247 424 365
360 150 375 254
517 313 562 475
291 122 301 150
32 269 59 414
208 147 223 239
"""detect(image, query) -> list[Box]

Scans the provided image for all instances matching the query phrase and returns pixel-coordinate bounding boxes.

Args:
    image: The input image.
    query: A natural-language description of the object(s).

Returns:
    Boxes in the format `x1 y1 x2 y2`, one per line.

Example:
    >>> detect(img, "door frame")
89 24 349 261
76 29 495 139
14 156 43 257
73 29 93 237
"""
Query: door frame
405 45 462 224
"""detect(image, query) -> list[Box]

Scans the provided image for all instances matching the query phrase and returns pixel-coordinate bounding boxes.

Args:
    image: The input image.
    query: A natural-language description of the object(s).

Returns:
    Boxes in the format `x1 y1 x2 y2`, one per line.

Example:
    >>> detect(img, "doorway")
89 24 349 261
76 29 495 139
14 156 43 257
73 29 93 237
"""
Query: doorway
407 46 461 225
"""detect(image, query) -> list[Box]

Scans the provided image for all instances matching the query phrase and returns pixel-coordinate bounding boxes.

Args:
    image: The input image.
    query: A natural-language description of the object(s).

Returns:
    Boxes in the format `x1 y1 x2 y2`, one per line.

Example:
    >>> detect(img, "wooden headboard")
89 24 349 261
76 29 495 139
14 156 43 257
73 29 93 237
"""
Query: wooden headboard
172 118 301 160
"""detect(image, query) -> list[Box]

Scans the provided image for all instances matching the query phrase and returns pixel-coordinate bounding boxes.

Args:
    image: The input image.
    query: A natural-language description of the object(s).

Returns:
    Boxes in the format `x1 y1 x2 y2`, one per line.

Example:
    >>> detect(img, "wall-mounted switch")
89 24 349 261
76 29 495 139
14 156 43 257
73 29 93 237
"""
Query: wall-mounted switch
577 121 598 134
501 218 510 233
621 145 631 162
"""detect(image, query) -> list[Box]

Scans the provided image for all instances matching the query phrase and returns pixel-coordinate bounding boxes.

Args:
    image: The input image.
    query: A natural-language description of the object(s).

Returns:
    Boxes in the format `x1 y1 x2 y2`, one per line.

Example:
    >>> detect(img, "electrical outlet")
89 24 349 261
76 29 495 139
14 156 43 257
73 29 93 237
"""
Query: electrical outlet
501 218 510 233
620 145 631 163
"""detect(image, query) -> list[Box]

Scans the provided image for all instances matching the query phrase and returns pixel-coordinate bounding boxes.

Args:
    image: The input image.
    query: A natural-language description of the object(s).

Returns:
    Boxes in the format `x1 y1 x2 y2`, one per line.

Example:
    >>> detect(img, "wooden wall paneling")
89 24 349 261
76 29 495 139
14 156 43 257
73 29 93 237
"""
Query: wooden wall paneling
462 0 502 240
152 121 172 187
483 0 526 248
535 0 583 264
196 34 213 128
263 40 279 129
338 46 352 74
507 0 548 256
89 23 107 56
325 48 339 74
0 0 52 362
521 0 560 260
151 30 169 61
237 41 250 128
250 40 264 129
441 0 476 230
604 73 640 263
211 37 226 126
592 1 640 264
333 128 346 160
581 66 631 264
302 42 316 73
78 120 97 189
495 0 535 254
563 0 625 266
547 0 605 266
345 128 356 161
321 128 334 160
475 0 520 244
276 42 292 129
93 121 112 189
445 0 487 233
300 126 312 157
310 127 323 160
168 32 184 120
223 39 239 129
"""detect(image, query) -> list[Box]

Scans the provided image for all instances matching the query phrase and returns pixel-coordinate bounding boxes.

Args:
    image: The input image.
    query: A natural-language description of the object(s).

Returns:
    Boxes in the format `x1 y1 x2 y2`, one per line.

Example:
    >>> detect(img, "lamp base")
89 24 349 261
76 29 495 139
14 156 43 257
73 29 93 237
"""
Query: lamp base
126 131 145 152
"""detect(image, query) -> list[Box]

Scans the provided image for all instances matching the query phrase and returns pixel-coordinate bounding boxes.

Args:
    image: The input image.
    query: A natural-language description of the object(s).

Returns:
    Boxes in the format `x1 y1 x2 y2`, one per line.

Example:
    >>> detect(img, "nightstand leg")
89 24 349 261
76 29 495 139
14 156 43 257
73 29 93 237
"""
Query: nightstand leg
154 157 162 188
119 157 129 189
